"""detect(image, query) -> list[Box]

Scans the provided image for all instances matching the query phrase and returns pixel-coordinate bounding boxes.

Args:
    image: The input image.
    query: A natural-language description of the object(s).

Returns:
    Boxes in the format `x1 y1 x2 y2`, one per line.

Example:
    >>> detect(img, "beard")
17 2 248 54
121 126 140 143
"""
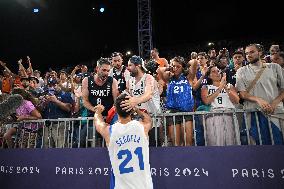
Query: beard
130 68 138 77
130 72 136 77
114 64 122 70
247 56 260 64
98 73 108 81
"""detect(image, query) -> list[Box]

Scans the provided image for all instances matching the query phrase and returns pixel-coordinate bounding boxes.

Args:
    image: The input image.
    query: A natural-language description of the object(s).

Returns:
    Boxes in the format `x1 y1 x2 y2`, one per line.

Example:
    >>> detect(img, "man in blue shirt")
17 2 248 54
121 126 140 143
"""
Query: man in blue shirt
41 79 74 148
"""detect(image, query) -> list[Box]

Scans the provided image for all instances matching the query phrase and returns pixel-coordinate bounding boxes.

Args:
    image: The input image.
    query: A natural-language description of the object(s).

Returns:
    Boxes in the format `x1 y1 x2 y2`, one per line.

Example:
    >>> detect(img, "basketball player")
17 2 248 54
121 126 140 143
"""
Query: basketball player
94 93 153 189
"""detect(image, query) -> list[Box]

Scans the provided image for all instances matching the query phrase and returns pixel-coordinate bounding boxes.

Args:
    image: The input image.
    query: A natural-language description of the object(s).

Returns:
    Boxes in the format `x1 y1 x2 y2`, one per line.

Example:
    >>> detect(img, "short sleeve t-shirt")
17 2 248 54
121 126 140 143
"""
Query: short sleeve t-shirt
16 100 35 116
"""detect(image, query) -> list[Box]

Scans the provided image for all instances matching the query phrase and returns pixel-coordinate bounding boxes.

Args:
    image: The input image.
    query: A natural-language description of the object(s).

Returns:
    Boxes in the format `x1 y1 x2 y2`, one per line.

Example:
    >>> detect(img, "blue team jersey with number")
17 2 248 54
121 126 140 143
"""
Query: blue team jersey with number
108 120 153 189
166 74 194 112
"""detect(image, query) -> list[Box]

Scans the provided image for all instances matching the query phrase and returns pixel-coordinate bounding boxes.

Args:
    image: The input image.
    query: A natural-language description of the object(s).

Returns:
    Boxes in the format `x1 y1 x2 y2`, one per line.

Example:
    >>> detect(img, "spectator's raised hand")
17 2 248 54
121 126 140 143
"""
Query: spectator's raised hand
18 59 23 65
27 56 31 63
201 65 208 77
27 56 32 67
0 60 6 67
120 95 137 112
75 65 81 70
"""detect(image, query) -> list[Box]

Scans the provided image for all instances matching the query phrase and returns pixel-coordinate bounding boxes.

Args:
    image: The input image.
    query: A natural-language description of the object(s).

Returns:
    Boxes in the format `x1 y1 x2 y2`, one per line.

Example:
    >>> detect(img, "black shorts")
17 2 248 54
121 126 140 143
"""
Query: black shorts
166 109 193 126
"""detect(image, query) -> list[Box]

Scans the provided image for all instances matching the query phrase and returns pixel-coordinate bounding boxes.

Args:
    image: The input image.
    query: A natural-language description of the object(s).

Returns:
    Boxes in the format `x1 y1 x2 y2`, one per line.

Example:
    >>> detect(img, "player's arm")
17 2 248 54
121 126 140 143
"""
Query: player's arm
134 108 152 135
93 105 110 146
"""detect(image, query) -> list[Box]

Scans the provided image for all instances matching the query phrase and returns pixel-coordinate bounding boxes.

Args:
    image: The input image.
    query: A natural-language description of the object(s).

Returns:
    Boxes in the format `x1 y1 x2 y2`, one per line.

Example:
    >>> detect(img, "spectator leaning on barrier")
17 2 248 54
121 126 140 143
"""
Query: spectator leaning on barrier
122 55 161 114
121 55 161 146
4 88 42 148
82 57 119 146
157 57 198 146
236 43 284 145
201 66 240 146
40 78 74 148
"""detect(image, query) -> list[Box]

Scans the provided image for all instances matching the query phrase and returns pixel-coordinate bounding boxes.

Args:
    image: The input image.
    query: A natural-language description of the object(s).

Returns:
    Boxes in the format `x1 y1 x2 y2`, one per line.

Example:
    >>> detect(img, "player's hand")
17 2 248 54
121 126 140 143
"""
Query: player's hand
94 104 105 114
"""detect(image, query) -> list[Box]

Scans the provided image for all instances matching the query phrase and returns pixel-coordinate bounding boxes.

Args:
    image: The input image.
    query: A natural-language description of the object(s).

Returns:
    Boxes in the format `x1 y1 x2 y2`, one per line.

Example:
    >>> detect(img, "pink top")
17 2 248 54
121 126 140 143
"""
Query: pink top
16 100 35 116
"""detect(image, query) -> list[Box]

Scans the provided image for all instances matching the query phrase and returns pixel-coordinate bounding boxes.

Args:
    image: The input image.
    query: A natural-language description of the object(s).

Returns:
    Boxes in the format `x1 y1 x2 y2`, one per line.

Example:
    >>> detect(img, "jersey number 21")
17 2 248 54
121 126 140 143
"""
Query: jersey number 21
117 147 144 174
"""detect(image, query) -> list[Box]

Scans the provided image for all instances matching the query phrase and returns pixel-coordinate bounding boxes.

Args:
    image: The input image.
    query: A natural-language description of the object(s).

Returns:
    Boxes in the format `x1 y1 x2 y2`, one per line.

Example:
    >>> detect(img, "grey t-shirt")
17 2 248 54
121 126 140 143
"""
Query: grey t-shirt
236 63 284 111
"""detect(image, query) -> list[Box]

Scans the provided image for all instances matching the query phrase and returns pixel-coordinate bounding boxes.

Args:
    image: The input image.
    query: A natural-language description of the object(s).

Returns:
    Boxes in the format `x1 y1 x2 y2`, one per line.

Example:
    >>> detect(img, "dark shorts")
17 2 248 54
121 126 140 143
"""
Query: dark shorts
166 109 193 126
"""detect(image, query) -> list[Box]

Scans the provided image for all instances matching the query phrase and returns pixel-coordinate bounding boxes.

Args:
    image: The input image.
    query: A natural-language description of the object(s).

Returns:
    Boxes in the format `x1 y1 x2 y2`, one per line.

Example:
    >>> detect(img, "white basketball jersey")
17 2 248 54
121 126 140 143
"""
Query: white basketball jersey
129 73 161 113
108 120 153 189
207 84 235 109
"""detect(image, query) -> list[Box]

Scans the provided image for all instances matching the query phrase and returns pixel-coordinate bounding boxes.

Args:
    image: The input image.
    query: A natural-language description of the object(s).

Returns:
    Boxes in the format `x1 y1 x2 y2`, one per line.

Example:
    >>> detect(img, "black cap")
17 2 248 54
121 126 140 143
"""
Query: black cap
29 76 39 84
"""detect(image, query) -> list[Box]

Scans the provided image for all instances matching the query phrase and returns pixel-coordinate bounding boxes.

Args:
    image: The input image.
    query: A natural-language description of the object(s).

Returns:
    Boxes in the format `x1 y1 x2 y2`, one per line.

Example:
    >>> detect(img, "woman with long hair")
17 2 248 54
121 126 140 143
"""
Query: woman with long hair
201 66 239 146
158 57 198 146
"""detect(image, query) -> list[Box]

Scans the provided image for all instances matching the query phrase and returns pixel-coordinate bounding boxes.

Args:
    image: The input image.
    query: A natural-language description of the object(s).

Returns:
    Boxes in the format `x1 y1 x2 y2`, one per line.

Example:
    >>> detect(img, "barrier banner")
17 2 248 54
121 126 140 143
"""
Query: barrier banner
0 146 283 189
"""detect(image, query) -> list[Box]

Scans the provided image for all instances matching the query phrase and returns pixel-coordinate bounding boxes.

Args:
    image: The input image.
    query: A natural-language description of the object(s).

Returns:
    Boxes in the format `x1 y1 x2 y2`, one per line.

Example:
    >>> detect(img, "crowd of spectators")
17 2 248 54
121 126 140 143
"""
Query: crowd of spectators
0 42 284 148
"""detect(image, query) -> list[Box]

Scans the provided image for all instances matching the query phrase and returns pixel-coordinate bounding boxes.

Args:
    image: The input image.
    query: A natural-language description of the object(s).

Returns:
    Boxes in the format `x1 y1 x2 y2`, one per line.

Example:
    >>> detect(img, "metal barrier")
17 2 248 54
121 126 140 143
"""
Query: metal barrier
1 109 283 148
